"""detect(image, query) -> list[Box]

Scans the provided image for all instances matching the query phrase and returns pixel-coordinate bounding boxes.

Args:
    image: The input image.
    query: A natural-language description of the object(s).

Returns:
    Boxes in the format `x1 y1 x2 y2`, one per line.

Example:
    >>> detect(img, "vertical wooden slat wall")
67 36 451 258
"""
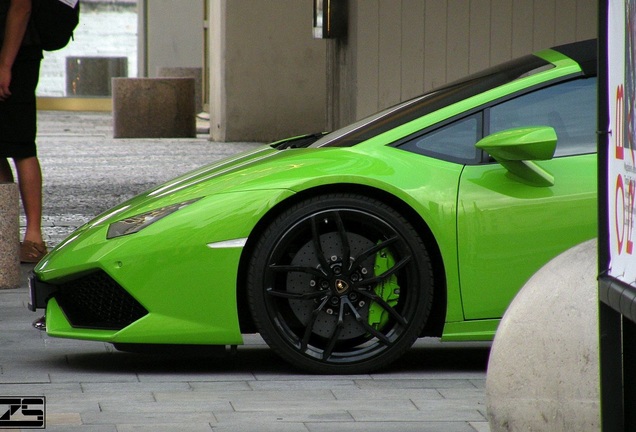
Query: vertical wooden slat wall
342 0 597 125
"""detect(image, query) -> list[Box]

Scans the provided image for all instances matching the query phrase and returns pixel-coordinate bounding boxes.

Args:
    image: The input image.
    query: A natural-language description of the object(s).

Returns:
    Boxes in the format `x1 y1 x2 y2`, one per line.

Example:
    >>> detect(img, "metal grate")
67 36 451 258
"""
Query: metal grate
55 270 148 330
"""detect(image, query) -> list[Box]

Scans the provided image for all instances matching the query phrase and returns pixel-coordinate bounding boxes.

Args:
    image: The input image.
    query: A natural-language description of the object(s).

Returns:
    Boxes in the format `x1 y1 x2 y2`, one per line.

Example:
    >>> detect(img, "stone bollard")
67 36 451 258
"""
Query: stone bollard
66 56 128 96
486 239 599 431
157 67 203 114
0 183 20 289
112 78 196 139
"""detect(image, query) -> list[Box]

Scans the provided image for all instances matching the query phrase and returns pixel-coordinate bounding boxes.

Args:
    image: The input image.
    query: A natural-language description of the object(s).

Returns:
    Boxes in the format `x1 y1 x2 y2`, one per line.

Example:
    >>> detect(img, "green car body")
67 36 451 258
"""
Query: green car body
30 40 597 373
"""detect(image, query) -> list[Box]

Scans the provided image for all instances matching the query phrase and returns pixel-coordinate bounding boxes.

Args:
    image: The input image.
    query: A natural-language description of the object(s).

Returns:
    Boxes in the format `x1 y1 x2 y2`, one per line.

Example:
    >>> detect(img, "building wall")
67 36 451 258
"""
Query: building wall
138 0 204 77
332 0 598 127
140 0 597 141
209 0 327 142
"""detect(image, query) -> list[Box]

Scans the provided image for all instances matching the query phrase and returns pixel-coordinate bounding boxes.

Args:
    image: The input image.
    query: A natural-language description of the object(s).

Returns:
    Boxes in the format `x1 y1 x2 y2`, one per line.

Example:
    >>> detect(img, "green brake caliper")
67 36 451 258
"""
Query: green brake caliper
368 246 400 330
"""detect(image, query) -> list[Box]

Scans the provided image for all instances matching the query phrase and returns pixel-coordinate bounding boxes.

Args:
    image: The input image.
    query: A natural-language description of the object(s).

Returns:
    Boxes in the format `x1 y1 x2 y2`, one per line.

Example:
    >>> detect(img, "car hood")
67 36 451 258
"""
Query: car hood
75 140 400 233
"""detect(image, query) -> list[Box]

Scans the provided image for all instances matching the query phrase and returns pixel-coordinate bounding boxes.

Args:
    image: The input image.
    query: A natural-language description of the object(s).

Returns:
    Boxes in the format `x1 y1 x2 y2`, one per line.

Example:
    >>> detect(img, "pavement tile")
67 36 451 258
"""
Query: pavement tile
47 412 83 426
188 381 255 391
247 379 357 391
231 398 417 413
0 371 51 384
471 421 493 432
355 378 479 389
331 387 442 400
41 427 117 432
439 387 490 399
137 371 257 383
81 381 192 393
116 425 214 432
155 389 336 403
252 373 373 381
98 400 233 413
214 410 353 424
80 410 217 425
348 406 486 423
50 391 155 403
48 372 140 384
0 382 81 395
306 421 479 432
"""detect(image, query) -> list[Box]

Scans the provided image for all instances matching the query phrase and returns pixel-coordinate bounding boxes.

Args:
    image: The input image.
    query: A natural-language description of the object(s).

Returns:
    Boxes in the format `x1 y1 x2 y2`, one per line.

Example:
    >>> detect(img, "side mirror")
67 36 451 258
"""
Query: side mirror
476 126 557 187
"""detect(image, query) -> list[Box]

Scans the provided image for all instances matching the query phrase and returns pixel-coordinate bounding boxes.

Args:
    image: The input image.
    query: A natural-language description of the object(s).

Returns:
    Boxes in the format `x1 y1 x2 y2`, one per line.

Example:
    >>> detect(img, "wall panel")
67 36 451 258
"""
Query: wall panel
423 1 448 91
446 0 471 82
401 0 426 100
338 0 597 126
355 1 380 117
490 0 513 65
470 0 492 74
378 1 403 109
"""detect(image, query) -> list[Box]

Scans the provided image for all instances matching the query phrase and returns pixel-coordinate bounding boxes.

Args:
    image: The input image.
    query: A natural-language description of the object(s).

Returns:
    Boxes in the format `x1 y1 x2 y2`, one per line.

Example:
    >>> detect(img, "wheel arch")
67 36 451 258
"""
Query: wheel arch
235 183 447 338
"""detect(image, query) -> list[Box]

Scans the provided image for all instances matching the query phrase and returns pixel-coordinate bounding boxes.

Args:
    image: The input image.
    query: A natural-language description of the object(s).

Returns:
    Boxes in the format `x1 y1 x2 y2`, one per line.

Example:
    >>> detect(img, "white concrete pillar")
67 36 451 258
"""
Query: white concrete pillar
486 239 599 431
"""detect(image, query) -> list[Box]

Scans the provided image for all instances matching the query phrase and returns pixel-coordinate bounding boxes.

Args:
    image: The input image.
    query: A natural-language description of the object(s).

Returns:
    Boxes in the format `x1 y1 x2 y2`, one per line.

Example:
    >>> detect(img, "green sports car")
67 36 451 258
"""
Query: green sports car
29 39 597 374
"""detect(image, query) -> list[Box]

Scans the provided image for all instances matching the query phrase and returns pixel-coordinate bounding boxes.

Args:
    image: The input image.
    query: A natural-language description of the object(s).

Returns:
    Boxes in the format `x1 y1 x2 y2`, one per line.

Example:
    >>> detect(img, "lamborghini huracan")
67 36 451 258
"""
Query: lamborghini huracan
29 39 597 373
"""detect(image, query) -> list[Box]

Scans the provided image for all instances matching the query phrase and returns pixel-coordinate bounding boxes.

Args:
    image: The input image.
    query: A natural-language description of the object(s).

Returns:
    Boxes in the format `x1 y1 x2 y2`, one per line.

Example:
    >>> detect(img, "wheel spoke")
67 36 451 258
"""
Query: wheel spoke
332 211 351 266
342 298 391 345
322 308 344 360
310 215 332 272
354 255 411 287
358 289 408 326
351 236 399 269
266 287 327 301
301 297 330 351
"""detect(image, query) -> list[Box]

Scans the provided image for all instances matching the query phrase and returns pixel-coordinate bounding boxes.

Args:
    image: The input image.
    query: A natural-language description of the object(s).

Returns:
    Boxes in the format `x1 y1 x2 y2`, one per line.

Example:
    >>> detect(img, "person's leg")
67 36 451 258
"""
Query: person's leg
13 156 43 245
0 157 14 182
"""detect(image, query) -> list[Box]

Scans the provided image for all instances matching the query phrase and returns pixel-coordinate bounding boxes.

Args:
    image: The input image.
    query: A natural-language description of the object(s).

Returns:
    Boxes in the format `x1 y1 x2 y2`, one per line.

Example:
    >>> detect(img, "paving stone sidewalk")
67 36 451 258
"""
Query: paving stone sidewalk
1 111 492 431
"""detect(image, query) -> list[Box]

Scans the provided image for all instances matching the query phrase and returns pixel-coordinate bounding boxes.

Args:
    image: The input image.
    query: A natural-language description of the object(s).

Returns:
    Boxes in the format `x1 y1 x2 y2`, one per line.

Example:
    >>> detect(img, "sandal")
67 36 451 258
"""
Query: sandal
20 240 48 264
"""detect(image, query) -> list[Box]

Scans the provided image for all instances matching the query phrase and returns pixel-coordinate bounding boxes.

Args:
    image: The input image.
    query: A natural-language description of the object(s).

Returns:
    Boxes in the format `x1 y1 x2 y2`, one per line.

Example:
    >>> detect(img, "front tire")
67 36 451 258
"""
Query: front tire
247 194 434 374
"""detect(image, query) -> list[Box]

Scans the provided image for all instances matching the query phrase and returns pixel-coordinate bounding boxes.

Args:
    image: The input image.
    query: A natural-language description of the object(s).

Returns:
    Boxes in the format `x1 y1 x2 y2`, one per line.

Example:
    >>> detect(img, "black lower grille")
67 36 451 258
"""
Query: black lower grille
55 270 148 330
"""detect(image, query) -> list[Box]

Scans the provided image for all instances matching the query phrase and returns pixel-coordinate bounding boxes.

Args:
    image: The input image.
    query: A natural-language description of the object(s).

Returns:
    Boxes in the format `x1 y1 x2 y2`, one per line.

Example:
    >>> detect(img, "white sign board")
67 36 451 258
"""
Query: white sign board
608 0 636 285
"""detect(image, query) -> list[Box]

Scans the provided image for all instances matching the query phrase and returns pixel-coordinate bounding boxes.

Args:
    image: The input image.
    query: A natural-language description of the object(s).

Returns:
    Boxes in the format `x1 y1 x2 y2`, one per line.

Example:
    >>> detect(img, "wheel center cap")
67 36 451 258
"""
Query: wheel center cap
334 279 349 295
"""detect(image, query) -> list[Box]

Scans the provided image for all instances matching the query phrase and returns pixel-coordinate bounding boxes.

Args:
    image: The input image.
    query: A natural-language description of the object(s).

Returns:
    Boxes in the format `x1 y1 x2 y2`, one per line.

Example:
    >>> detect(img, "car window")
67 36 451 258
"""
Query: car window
488 77 597 156
397 114 480 162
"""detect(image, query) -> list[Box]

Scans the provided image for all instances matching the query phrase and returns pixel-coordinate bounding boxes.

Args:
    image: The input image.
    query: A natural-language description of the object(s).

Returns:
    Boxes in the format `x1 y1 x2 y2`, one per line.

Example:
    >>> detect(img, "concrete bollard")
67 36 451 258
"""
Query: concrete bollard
112 77 196 139
66 56 128 96
486 239 599 431
157 67 203 114
0 183 20 289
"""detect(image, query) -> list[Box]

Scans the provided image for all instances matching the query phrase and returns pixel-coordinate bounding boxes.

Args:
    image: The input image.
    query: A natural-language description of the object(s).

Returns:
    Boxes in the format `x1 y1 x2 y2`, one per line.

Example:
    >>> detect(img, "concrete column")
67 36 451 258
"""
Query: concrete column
0 183 20 289
486 239 599 431
112 77 196 138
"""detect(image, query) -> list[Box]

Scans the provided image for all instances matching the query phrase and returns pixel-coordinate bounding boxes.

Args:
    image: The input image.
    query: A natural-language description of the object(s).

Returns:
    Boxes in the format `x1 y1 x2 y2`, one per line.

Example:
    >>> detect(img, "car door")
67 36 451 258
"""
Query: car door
456 76 597 320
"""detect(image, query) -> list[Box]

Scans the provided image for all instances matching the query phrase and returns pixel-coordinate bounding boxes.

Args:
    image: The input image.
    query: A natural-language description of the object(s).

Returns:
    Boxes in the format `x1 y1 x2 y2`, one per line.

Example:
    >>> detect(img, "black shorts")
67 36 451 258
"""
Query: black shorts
0 56 41 159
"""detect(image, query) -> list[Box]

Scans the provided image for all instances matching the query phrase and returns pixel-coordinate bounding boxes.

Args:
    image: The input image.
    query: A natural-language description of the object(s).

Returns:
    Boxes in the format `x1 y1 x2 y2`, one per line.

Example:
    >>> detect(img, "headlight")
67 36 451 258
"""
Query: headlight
106 199 200 239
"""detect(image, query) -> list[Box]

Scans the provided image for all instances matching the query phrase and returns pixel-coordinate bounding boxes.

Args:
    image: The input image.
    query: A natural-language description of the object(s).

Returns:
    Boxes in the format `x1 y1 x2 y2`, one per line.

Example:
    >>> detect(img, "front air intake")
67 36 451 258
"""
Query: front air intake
55 270 148 330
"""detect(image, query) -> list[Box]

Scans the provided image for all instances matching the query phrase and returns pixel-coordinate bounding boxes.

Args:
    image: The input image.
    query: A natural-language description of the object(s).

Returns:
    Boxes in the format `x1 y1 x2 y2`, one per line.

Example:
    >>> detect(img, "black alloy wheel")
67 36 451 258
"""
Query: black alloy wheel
247 194 434 374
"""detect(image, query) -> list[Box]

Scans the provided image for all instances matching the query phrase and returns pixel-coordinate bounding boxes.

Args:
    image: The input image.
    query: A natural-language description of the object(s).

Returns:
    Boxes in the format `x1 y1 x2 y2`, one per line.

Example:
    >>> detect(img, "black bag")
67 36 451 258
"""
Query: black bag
31 0 80 51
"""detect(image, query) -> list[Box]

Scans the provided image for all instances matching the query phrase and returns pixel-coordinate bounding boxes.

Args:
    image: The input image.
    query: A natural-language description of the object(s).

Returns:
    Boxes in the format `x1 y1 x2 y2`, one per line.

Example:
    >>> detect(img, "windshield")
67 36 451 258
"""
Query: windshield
311 54 552 148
